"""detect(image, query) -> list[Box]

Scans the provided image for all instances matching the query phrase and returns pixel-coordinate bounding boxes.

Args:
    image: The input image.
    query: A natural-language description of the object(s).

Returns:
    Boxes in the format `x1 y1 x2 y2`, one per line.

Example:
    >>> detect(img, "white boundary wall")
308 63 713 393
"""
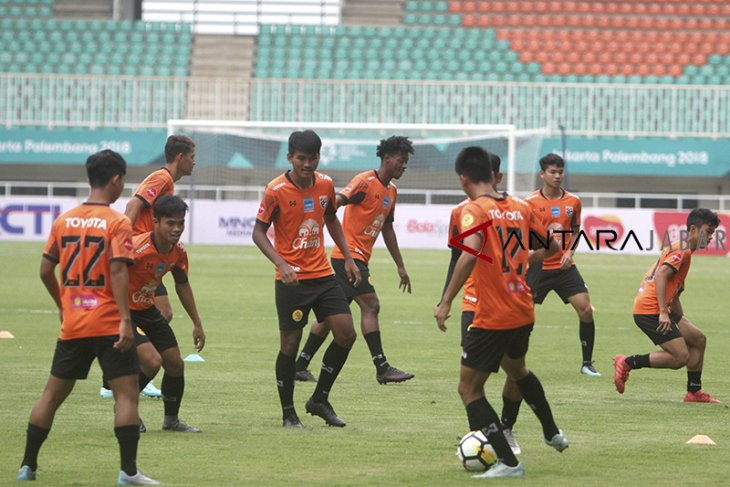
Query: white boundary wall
2 196 727 257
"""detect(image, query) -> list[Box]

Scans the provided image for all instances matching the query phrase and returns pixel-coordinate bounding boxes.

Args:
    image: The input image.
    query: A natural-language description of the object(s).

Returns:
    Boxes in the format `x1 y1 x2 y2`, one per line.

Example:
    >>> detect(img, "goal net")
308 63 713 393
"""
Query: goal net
166 120 548 202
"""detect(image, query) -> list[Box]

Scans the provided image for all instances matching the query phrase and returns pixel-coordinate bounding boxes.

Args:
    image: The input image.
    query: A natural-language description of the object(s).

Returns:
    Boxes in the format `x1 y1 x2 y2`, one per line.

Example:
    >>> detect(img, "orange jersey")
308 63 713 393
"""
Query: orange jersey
525 189 582 270
43 203 134 340
257 171 336 280
132 168 174 235
633 241 691 315
459 194 547 330
128 232 188 311
449 199 477 312
330 170 397 264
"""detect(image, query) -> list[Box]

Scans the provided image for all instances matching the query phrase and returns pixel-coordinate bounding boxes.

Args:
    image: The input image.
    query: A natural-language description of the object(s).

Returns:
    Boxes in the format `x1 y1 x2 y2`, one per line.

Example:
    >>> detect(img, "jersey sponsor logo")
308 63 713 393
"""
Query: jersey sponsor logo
463 294 477 303
319 195 328 209
461 213 474 228
669 253 682 264
303 197 315 212
131 281 158 306
506 279 528 294
364 214 385 238
257 203 265 215
383 196 389 208
272 181 287 191
292 309 304 322
124 238 133 251
292 219 321 250
551 206 560 218
566 206 574 216
70 294 100 309
64 217 107 229
136 242 151 254
145 188 158 198
487 209 524 221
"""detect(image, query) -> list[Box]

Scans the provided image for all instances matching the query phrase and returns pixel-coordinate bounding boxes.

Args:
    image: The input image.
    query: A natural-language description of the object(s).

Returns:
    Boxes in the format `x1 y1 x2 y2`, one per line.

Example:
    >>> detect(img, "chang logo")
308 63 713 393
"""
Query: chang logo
364 214 385 238
292 219 321 250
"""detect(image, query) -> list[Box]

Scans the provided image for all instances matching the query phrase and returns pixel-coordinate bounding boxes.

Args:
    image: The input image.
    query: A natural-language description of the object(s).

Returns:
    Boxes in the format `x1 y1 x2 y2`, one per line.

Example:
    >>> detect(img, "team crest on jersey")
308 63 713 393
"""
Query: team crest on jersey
319 195 328 209
303 197 315 212
566 206 573 216
292 309 304 322
155 263 166 276
551 206 560 218
461 213 474 228
383 196 389 208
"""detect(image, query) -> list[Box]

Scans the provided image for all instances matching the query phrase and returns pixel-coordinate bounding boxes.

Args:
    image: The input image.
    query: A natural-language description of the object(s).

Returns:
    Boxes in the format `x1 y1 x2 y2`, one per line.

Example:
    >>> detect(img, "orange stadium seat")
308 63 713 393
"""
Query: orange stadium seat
448 1 462 13
462 1 476 13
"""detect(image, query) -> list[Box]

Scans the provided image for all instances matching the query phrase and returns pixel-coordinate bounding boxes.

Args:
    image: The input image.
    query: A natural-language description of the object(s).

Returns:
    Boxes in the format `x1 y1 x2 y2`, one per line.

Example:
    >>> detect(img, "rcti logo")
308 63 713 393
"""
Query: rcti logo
448 220 494 263
0 204 61 235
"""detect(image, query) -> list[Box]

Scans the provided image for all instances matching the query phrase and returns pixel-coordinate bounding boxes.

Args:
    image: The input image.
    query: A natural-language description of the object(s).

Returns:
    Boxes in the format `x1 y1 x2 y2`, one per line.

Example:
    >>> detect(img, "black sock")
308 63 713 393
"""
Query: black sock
21 423 49 471
138 373 152 393
296 333 326 372
687 371 702 393
579 320 595 363
276 352 296 414
465 398 519 467
114 424 139 476
312 341 351 403
626 354 651 370
161 373 185 418
364 331 389 374
515 371 559 440
500 395 522 430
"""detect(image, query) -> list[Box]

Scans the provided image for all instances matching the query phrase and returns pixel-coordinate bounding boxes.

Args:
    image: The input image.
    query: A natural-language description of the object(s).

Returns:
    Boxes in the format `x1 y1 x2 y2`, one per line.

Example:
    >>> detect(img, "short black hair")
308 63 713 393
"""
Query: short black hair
686 208 720 230
288 130 321 155
454 147 493 184
539 153 565 171
489 153 501 174
376 136 415 159
86 149 126 188
153 195 189 219
165 135 195 163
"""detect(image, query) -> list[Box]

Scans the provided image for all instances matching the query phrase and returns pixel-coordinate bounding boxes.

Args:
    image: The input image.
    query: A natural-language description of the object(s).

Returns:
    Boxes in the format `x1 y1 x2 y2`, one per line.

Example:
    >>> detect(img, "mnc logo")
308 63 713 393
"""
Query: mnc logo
218 217 256 237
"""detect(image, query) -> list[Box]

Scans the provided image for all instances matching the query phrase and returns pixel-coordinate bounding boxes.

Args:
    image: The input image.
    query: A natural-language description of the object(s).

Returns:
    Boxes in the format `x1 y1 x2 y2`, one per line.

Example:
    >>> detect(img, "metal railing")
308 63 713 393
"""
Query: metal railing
2 74 730 137
2 181 727 210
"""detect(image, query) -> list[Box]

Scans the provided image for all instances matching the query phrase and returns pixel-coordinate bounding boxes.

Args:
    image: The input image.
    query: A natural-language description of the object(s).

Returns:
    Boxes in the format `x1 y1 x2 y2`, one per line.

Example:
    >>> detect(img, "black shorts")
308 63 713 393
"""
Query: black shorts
50 336 139 381
461 311 475 346
132 307 178 352
533 265 588 304
134 326 151 346
633 312 684 345
331 258 375 299
461 324 534 373
275 275 351 330
525 259 543 302
154 283 168 297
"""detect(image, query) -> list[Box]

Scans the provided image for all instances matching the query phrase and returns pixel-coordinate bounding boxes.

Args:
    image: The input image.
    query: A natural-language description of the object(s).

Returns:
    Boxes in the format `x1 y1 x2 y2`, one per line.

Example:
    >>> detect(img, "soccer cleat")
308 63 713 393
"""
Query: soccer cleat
139 418 146 433
305 398 346 427
545 429 569 452
580 362 601 377
117 470 161 485
16 465 36 481
295 369 318 382
283 412 304 429
684 390 721 403
613 354 631 394
502 428 522 455
376 366 415 384
162 419 201 433
100 387 113 399
141 381 162 398
471 461 524 478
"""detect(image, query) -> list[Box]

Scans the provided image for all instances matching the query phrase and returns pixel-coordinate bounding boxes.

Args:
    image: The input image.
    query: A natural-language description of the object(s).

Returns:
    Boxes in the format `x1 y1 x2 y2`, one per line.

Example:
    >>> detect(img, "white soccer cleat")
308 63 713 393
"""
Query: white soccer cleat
580 362 601 377
471 461 524 478
545 429 569 452
141 381 162 398
100 387 113 399
502 428 522 455
117 470 161 485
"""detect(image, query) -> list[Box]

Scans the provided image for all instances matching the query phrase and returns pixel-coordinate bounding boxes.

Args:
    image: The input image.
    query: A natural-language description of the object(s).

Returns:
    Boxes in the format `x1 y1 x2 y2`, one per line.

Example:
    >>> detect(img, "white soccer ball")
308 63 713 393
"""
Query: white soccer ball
456 430 498 472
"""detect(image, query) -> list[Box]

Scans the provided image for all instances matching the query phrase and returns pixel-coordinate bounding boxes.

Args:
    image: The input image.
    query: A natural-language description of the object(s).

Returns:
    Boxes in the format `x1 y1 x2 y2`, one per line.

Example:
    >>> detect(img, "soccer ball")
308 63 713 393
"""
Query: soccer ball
456 430 497 472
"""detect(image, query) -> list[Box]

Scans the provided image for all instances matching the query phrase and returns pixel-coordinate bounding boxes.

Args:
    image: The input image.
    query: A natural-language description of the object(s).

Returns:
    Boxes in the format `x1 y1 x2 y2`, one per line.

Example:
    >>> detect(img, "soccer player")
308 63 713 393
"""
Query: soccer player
435 147 568 479
295 135 415 385
524 153 600 377
128 194 206 431
17 150 161 485
100 135 195 399
613 208 721 403
252 130 362 428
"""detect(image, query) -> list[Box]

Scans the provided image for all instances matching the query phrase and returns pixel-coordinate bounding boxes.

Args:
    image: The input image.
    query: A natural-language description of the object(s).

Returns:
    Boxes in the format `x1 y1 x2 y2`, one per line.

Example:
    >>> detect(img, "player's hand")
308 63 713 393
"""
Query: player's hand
192 326 206 352
114 320 134 352
559 252 574 270
278 261 298 285
397 267 411 294
657 310 672 334
434 301 451 332
345 258 362 287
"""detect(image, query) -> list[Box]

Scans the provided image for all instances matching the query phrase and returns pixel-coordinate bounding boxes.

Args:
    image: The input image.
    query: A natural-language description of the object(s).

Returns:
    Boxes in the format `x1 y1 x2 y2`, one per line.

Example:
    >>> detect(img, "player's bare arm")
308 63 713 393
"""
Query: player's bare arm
174 278 205 352
324 213 362 287
653 264 676 334
381 220 411 293
435 233 480 332
560 224 581 270
124 195 146 226
529 238 561 263
110 260 134 352
252 220 298 285
39 255 62 321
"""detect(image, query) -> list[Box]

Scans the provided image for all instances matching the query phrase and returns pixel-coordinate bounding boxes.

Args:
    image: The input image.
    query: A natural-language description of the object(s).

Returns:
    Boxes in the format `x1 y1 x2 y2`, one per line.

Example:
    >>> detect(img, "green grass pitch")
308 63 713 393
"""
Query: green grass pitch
1 242 729 486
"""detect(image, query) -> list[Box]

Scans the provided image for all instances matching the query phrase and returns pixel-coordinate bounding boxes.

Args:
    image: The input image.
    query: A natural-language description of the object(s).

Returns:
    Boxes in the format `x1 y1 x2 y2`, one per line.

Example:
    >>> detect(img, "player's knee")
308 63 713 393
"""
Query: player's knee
693 331 707 350
672 349 690 368
339 329 357 348
362 299 380 317
165 358 184 376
